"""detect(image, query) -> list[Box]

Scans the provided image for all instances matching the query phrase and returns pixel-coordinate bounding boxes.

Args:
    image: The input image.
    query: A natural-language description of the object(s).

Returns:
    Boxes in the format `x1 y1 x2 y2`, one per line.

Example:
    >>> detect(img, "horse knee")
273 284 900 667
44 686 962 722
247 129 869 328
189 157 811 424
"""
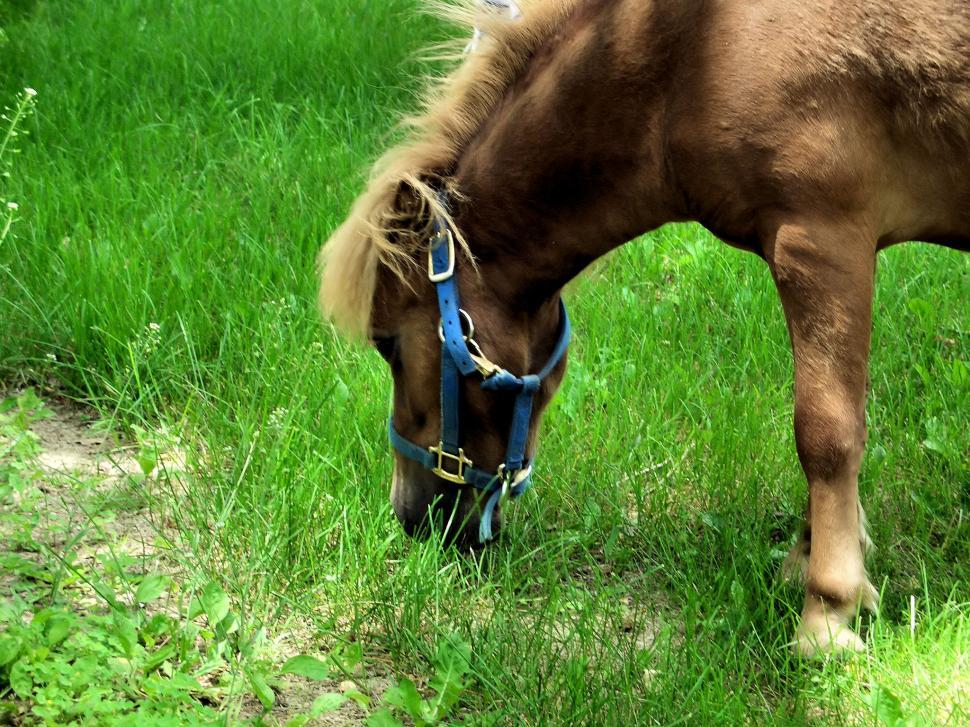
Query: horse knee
793 398 865 480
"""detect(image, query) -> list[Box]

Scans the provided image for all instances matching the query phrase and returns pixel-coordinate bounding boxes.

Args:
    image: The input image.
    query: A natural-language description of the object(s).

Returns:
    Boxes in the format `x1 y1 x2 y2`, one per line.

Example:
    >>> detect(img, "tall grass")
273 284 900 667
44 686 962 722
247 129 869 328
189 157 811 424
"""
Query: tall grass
1 0 967 722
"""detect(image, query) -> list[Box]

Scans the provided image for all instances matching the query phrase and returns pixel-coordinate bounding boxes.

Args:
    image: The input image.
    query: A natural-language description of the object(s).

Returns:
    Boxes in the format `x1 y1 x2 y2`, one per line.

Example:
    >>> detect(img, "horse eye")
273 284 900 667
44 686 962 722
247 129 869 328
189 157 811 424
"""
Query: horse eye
372 335 397 362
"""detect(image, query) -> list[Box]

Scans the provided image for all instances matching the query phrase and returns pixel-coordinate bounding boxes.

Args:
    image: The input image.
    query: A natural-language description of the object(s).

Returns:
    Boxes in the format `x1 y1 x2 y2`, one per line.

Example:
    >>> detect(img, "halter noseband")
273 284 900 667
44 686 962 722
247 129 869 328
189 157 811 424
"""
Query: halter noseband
387 210 571 543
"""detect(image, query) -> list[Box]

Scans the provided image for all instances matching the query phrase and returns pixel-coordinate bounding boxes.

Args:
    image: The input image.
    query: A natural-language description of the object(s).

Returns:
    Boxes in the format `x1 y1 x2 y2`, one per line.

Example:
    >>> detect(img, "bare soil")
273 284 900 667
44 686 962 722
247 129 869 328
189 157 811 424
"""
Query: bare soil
1 398 376 725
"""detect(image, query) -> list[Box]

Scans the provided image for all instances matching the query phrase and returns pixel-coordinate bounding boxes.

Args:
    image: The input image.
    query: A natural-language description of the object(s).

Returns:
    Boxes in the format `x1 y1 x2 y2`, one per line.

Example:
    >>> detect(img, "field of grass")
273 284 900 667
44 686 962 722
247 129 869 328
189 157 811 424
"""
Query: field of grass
1 0 967 724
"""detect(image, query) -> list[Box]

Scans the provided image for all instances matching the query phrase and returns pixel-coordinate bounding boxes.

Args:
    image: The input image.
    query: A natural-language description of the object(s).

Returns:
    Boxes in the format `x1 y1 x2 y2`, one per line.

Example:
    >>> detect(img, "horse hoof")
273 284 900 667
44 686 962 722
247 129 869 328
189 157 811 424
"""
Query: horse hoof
795 614 866 658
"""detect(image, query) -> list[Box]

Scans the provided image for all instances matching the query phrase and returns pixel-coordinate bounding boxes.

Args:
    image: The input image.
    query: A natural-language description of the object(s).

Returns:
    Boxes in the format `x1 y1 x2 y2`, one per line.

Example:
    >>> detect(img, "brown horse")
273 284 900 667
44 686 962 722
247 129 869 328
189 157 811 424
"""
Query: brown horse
319 0 969 656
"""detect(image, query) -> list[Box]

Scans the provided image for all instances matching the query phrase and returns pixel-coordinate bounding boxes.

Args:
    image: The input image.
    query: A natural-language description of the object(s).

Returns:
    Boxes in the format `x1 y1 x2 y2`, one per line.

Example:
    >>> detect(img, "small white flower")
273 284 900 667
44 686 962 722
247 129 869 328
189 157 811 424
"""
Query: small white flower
6 202 18 210
133 322 162 358
45 353 57 362
267 407 287 429
24 88 37 97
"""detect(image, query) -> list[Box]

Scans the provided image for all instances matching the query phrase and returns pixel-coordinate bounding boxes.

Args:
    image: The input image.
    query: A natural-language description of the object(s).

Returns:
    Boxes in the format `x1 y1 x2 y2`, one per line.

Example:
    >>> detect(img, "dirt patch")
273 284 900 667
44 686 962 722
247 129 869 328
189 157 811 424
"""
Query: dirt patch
237 675 392 726
1 396 378 725
2 401 179 627
31 404 138 477
7 401 175 560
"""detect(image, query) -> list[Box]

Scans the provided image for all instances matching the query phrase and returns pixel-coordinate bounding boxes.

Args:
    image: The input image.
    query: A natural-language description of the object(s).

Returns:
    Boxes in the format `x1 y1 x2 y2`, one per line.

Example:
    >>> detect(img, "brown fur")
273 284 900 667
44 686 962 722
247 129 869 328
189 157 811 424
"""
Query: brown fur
320 0 969 654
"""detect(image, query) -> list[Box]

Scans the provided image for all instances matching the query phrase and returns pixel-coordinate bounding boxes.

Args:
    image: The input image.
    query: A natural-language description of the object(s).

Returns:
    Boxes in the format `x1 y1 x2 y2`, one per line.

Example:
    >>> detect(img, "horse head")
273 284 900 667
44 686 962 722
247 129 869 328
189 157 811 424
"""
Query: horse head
321 175 569 546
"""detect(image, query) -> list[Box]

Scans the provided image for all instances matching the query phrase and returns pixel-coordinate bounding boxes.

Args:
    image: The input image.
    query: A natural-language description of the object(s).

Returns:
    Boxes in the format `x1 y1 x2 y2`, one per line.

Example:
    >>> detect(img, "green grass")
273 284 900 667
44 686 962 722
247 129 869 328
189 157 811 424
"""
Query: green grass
1 0 968 723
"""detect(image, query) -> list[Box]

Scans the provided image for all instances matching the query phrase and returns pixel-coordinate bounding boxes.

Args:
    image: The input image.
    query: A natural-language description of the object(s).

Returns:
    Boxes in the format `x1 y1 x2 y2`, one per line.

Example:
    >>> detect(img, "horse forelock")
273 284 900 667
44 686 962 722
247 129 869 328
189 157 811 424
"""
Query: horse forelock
318 0 580 337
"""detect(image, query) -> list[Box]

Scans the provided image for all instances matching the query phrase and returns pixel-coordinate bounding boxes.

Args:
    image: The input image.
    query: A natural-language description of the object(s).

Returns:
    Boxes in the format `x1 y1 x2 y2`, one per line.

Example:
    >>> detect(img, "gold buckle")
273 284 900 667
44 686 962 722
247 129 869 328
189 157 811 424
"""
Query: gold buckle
427 229 455 282
467 343 503 378
429 442 472 484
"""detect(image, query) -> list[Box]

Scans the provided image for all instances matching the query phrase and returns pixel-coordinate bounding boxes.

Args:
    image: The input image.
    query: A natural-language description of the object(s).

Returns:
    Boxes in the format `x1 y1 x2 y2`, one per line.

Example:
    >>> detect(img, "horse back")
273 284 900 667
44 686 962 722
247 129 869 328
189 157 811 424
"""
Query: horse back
664 0 970 249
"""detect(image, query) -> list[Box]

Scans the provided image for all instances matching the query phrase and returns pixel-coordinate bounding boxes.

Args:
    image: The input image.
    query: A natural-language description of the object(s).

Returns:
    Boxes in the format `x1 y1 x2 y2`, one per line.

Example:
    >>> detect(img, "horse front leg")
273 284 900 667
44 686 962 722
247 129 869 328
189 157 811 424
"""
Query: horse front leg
768 219 880 656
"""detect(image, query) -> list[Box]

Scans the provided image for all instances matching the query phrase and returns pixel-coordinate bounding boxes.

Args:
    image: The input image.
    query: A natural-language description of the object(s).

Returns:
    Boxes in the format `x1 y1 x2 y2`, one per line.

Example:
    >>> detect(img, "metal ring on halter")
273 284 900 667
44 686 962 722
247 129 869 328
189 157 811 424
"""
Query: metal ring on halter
497 464 512 498
438 308 475 343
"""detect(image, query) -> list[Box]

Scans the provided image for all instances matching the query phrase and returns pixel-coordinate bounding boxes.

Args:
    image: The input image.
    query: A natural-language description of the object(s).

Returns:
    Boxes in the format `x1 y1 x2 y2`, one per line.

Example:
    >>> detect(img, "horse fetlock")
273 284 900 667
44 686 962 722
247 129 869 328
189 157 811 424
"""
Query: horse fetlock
806 567 877 611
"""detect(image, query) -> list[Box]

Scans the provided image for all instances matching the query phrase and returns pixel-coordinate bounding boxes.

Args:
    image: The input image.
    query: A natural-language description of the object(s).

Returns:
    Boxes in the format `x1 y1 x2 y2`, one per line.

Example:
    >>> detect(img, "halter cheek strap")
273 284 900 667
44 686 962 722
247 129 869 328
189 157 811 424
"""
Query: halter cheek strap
388 214 571 543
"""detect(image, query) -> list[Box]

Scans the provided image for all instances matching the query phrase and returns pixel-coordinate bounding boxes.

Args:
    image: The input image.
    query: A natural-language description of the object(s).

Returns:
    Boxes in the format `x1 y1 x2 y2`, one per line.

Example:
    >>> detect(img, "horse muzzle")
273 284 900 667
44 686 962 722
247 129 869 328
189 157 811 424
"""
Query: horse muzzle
390 459 501 547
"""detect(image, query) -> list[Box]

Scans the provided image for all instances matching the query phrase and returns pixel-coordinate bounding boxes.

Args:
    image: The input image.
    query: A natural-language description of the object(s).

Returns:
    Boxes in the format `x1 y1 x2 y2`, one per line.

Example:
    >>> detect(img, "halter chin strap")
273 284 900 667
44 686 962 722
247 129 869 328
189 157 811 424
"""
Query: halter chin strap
388 211 571 542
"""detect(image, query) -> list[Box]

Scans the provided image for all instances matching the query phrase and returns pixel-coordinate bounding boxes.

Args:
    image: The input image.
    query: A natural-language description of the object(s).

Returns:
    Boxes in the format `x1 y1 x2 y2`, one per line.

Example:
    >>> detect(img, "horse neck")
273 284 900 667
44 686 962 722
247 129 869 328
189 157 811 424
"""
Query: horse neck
452 0 685 309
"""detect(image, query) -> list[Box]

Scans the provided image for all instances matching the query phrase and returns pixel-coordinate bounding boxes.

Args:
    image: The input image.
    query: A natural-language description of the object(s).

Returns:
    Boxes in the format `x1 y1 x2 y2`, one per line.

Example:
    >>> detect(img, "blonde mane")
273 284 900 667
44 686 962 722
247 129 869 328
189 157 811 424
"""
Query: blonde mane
318 0 580 336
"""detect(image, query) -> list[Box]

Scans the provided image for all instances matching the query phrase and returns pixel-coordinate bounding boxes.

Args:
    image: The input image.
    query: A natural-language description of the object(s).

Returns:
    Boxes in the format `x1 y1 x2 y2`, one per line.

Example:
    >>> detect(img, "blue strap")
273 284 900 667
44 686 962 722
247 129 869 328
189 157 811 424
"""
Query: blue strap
388 419 507 490
479 300 571 391
440 343 461 453
387 207 572 543
388 419 437 471
503 380 538 472
477 475 533 543
536 301 571 380
431 237 480 377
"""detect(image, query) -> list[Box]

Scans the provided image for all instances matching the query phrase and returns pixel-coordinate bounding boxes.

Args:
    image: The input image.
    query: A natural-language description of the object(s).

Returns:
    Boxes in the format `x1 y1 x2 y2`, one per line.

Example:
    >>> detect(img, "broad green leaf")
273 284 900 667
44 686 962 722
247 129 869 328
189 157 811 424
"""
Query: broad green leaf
284 717 311 727
952 358 969 387
112 612 138 658
137 447 157 476
0 634 21 666
144 643 177 673
332 642 363 673
429 636 472 718
333 377 350 406
20 389 42 407
9 660 32 698
384 679 424 718
199 581 230 624
922 437 945 454
248 670 275 710
187 598 203 620
90 579 121 609
906 297 934 321
45 613 73 646
433 636 471 679
168 671 203 691
366 708 404 727
310 692 347 716
280 654 330 681
344 688 371 709
136 574 169 604
730 579 745 608
870 683 906 726
215 612 239 639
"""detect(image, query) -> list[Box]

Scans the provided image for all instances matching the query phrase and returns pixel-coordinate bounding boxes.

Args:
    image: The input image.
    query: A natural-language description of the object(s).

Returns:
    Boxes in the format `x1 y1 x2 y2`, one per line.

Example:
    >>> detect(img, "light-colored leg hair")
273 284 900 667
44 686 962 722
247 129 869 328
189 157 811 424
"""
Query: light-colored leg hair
769 219 880 657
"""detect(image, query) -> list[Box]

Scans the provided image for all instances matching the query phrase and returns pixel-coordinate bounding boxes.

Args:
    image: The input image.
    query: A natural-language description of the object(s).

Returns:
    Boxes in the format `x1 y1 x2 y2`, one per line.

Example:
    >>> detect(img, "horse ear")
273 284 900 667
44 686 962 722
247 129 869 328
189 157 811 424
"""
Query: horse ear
388 174 442 241
393 177 424 220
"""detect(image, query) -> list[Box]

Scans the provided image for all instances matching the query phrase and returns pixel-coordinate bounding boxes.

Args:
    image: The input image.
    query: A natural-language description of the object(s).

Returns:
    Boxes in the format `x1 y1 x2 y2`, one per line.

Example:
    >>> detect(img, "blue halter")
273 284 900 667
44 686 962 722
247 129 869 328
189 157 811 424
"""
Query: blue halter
387 211 571 543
